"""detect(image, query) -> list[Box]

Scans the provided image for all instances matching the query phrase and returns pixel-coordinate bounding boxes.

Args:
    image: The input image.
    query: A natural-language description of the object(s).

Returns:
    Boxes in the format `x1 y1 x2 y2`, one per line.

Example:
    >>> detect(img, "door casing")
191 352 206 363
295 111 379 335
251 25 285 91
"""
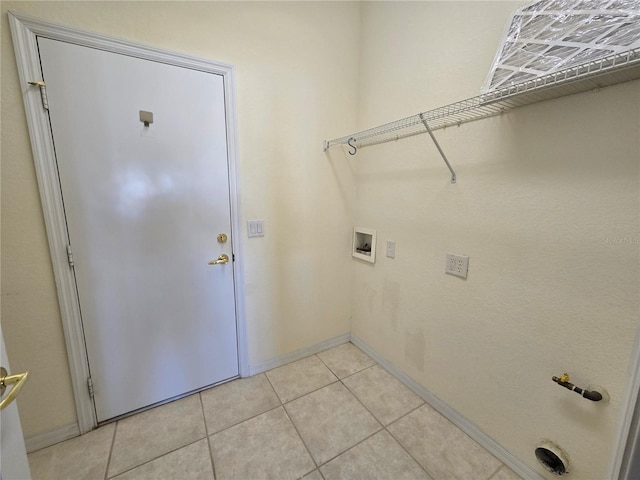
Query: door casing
9 11 249 434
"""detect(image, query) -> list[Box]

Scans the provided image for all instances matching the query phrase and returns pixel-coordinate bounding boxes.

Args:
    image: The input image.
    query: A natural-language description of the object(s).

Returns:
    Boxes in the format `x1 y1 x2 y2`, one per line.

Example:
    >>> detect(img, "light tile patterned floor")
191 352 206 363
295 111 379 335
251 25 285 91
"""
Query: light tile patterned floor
28 342 524 480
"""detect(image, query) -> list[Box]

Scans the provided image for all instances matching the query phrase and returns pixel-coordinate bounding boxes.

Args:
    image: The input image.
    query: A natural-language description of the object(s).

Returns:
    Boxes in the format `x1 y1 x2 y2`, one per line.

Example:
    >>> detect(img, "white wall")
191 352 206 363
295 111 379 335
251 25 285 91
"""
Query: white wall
350 2 640 479
1 1 359 439
4 3 640 477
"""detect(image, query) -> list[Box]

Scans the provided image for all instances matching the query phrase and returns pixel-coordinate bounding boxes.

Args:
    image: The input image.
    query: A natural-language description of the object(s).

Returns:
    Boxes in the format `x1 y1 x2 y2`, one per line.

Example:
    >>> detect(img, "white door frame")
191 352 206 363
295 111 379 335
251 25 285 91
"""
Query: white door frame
9 11 249 434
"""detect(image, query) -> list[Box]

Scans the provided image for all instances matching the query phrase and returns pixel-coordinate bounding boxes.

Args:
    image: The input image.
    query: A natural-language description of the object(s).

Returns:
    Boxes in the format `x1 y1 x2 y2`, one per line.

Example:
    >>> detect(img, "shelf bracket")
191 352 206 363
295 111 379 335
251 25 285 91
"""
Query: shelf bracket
419 113 456 184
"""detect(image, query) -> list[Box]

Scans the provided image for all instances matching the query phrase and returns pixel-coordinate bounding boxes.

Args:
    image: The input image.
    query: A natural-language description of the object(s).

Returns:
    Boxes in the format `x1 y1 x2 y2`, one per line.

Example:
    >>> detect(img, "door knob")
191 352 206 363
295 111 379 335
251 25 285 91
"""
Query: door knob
0 367 29 411
208 254 229 265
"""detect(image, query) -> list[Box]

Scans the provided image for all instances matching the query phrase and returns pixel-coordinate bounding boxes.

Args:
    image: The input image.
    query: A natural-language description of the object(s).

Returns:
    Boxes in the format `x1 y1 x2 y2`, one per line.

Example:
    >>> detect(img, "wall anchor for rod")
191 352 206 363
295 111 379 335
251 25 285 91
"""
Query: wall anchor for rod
419 113 456 183
552 373 608 402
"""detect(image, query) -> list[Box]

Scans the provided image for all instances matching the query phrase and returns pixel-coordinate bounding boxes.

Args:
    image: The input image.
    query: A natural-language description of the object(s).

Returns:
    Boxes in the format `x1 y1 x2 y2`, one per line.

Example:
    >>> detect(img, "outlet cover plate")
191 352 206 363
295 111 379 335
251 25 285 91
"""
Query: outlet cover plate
446 253 468 279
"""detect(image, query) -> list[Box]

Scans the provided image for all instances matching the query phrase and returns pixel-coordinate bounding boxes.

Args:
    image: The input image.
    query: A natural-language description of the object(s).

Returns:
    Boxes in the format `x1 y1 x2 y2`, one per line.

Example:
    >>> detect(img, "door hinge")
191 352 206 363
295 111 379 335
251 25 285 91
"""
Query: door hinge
28 81 49 110
232 253 235 262
87 377 95 398
66 244 74 268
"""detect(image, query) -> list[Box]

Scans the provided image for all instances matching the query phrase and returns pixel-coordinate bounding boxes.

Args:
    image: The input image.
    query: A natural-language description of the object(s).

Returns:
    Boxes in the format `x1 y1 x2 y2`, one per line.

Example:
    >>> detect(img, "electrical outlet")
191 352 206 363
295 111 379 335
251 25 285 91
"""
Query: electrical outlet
445 253 468 279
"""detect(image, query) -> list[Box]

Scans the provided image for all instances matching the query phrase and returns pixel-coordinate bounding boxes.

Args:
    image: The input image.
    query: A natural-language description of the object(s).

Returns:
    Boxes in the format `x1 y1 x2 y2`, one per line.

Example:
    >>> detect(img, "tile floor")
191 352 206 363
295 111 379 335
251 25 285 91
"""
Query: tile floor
28 342 524 480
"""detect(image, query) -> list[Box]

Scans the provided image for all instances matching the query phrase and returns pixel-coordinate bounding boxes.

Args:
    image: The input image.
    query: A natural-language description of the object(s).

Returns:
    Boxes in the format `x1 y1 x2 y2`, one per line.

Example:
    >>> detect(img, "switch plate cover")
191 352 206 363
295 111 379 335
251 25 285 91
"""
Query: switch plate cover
386 241 396 259
247 220 264 238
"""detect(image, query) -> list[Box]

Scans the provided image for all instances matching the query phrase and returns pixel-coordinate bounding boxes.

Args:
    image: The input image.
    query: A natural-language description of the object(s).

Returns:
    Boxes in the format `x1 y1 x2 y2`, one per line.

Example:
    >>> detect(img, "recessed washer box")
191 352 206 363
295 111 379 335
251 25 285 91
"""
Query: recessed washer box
353 227 376 263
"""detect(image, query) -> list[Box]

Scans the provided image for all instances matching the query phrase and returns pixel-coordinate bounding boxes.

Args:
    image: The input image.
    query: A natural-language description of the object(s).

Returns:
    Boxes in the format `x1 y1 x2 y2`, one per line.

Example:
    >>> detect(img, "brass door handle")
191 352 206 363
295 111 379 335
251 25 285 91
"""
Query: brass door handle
208 254 229 265
0 367 29 411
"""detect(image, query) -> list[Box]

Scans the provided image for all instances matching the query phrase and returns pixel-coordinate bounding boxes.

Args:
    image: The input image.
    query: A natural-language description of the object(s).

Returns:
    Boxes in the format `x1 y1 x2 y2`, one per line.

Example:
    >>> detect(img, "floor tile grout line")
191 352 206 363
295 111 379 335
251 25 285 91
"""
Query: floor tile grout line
263 369 318 473
260 348 342 376
284 350 385 470
263 370 287 404
106 436 209 479
325 345 507 479
336 362 378 382
282 377 341 404
198 374 284 439
315 344 377 382
266 345 376 405
207 402 283 437
262 371 284 407
262 370 283 406
103 422 119 480
105 396 211 477
314 424 385 469
103 393 214 478
384 401 507 480
383 404 436 480
314 352 337 378
337 360 421 430
385 422 436 480
281 402 320 474
328 345 502 480
315 467 327 480
337 375 383 428
271 345 398 472
330 370 434 478
270 350 376 404
266 371 340 406
266 354 340 404
36 343 512 480
264 364 393 473
198 392 217 480
486 463 506 480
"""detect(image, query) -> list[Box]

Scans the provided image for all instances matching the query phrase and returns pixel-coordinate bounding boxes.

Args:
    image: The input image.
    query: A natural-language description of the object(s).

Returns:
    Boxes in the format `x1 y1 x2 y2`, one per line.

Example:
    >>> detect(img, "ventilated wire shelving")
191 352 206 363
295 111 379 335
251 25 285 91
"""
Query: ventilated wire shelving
323 48 640 182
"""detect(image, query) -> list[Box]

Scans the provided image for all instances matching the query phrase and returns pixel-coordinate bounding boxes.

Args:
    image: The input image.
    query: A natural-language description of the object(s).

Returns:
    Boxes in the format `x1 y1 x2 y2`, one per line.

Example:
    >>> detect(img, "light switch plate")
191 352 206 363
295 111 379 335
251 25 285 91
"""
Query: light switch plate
446 253 468 278
386 240 396 259
247 220 264 238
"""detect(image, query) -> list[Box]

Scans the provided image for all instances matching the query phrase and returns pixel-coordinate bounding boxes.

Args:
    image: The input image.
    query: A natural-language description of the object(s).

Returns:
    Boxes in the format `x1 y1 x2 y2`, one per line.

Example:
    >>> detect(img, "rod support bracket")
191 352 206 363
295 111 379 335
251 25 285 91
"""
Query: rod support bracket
419 113 457 184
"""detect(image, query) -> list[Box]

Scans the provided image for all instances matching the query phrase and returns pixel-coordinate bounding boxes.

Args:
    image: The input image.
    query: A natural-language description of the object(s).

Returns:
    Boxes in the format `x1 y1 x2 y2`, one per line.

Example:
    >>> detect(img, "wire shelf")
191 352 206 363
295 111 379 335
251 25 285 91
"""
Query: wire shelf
324 48 640 151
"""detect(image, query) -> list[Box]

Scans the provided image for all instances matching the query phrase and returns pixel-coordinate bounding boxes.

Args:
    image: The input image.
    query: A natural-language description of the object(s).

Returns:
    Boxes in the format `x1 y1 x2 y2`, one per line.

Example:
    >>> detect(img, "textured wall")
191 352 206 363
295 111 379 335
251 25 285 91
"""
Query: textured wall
1 1 359 439
5 4 640 476
350 2 640 479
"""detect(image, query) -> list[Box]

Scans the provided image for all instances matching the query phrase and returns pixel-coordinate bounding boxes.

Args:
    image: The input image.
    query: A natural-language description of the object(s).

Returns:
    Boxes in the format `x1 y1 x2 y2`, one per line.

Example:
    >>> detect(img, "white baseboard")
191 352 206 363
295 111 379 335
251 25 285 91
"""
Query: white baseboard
248 333 351 376
25 422 80 453
350 333 544 480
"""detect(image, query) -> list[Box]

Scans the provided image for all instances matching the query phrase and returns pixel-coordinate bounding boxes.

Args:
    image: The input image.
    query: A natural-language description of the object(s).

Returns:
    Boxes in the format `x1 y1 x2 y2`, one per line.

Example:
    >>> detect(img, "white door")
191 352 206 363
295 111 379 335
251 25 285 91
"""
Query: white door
0 329 31 480
37 38 239 422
